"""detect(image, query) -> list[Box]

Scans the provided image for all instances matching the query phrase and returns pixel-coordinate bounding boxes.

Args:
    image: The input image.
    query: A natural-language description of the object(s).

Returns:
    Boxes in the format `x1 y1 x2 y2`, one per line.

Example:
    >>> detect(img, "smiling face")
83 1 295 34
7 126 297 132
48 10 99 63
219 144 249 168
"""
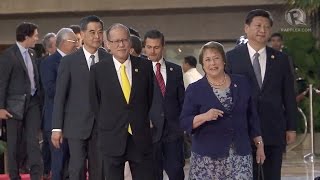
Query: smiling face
245 16 271 48
106 26 131 63
81 22 103 53
202 48 225 78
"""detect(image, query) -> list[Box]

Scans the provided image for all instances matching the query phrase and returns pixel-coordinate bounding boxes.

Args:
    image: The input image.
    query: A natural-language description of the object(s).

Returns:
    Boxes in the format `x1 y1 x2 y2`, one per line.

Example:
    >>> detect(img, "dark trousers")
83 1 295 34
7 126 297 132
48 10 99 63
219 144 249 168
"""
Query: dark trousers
153 137 185 180
68 129 103 180
253 145 284 180
103 135 154 180
46 131 69 180
6 96 43 180
42 131 51 176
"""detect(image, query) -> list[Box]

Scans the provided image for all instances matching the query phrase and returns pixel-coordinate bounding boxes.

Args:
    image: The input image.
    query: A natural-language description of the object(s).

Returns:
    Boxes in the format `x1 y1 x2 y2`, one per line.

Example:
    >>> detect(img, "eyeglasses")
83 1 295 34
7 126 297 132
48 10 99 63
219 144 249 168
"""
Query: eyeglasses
108 38 129 45
66 39 79 44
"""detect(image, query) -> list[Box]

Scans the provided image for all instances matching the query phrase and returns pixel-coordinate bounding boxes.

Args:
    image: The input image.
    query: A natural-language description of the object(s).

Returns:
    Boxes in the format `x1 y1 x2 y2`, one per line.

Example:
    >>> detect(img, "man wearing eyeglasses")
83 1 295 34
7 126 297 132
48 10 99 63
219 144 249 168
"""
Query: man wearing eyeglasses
90 23 154 180
51 16 109 180
40 28 78 180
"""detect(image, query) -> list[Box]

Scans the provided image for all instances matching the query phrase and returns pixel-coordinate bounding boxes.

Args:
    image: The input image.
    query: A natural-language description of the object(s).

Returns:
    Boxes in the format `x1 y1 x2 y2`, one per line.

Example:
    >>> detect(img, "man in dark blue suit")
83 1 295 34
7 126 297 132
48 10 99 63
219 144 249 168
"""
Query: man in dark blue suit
40 28 78 180
144 29 185 180
226 9 297 180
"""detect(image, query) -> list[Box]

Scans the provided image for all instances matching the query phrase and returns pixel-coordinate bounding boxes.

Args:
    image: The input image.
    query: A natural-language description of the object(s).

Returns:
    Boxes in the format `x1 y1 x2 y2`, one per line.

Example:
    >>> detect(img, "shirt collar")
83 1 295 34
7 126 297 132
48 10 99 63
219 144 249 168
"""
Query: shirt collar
57 49 66 57
247 43 266 58
112 56 131 71
16 42 28 55
83 46 98 61
152 57 165 68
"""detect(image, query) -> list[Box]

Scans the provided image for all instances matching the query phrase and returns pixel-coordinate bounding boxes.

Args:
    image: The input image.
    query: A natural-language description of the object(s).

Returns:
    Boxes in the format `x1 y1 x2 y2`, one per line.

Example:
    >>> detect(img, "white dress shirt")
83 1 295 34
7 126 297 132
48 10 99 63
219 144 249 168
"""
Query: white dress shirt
83 47 99 70
57 49 66 57
113 56 132 87
152 58 167 85
247 43 267 82
183 68 203 89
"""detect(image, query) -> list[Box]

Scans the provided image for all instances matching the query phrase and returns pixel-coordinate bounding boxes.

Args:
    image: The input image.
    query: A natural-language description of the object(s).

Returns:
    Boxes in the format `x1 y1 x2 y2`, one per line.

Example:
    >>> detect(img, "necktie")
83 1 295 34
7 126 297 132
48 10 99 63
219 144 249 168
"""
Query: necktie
252 52 262 88
120 64 132 135
90 55 95 67
156 63 166 96
23 50 36 95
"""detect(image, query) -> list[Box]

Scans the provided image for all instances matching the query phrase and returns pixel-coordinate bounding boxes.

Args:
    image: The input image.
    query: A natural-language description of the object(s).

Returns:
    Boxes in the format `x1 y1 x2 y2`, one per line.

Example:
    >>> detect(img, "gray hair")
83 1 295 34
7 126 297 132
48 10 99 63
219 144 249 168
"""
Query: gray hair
106 23 130 41
56 28 75 48
42 32 56 50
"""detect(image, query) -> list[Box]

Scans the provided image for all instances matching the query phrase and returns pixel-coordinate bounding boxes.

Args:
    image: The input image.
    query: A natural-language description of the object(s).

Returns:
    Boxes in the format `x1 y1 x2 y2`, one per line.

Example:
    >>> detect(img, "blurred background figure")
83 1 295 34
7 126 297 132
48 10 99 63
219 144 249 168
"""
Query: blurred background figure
69 25 82 48
182 55 202 89
129 35 142 57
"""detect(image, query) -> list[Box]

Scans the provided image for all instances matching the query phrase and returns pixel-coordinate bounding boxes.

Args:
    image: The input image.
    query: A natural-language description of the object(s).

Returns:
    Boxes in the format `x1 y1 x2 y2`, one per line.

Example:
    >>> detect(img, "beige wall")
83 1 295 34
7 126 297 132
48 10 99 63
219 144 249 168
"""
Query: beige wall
0 0 285 14
0 6 289 44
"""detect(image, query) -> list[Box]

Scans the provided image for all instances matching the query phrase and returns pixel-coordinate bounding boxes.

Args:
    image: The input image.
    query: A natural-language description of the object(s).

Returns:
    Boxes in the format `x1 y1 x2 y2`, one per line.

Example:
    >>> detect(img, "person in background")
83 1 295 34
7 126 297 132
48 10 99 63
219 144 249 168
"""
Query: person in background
226 9 297 180
41 28 78 180
182 55 203 89
69 25 82 48
40 32 57 180
0 22 43 180
144 29 185 180
180 41 265 179
129 35 143 57
52 16 107 180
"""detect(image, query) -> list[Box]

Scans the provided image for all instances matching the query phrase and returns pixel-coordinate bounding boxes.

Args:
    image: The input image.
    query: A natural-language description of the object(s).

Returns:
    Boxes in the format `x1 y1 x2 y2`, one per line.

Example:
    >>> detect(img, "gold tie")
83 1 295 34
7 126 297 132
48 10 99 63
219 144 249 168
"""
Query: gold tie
120 64 132 135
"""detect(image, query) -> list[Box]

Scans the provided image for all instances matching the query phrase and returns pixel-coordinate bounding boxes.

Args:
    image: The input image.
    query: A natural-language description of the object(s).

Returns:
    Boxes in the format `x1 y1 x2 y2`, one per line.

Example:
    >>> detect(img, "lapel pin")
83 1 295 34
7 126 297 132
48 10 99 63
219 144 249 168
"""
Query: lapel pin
170 67 173 71
234 84 237 88
30 52 33 56
271 55 275 59
135 68 139 72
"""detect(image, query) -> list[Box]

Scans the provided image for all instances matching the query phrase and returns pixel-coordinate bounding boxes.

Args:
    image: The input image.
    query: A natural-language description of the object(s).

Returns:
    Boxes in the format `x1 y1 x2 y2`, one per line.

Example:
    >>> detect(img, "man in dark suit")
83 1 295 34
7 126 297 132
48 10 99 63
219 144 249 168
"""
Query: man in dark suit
144 29 185 180
0 22 43 180
39 32 57 179
51 16 107 180
226 9 297 180
40 28 78 180
90 23 154 180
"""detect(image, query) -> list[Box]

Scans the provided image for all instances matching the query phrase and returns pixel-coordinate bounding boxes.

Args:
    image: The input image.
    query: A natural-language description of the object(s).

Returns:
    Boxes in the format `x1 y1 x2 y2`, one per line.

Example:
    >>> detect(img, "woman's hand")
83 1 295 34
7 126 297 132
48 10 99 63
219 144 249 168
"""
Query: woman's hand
255 143 266 164
205 108 224 121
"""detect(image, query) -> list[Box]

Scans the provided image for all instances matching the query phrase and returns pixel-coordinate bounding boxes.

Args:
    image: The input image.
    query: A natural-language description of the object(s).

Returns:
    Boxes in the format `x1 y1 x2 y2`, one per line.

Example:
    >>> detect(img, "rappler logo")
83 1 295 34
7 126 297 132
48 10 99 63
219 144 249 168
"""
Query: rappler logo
285 8 307 26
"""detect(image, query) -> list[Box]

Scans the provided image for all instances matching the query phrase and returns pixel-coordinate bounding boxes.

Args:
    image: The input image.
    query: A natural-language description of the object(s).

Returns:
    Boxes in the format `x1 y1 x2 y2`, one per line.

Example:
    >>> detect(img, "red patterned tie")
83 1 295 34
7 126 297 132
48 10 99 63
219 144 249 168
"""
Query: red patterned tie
156 63 166 96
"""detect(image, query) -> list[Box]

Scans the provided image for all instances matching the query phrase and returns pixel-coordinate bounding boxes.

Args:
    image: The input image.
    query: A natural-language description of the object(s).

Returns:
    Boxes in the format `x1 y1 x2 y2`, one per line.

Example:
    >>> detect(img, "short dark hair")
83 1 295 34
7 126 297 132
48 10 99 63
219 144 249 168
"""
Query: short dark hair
130 35 142 55
270 32 283 41
129 27 140 37
199 41 226 66
79 15 103 31
16 22 38 42
143 29 165 47
245 9 273 27
184 56 197 68
69 25 81 34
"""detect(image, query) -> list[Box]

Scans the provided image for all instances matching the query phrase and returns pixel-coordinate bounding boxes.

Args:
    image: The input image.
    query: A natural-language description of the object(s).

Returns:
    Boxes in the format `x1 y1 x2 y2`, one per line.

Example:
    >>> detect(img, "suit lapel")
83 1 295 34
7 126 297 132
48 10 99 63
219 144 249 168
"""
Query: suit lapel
14 45 28 74
229 76 239 112
201 77 228 113
241 44 261 90
261 47 274 90
164 60 173 99
79 48 90 71
129 56 138 103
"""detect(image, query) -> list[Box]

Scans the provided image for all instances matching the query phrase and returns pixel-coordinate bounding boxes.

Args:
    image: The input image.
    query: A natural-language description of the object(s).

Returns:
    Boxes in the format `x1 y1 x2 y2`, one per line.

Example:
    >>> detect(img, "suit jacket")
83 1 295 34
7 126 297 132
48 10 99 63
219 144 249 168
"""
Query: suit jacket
40 51 62 131
52 48 109 139
180 75 261 158
0 44 40 109
90 55 153 156
226 44 297 146
149 60 185 143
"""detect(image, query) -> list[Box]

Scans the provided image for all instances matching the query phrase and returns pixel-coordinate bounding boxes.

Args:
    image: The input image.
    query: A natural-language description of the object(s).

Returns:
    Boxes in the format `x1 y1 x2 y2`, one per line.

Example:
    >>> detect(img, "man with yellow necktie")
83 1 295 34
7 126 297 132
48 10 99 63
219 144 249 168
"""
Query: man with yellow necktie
89 23 155 180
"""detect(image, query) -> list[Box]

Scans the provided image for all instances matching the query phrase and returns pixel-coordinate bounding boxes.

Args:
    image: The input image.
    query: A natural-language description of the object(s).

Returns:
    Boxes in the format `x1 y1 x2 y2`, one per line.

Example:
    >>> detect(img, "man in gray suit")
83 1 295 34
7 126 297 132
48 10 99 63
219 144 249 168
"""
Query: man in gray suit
51 15 108 180
0 22 43 180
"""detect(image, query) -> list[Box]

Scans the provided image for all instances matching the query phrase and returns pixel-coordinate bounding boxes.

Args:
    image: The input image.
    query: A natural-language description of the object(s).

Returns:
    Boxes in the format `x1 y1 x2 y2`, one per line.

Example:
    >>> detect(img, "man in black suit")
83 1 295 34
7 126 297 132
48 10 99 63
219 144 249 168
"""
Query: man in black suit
51 16 107 180
90 23 154 180
41 28 78 180
39 32 57 179
226 9 297 180
144 29 185 180
0 22 43 180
